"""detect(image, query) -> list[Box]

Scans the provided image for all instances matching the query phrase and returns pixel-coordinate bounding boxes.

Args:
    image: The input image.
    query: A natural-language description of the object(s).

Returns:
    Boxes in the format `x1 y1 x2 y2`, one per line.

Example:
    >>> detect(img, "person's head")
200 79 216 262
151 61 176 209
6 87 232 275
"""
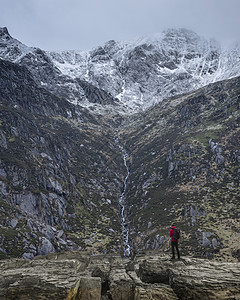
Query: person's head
171 224 175 228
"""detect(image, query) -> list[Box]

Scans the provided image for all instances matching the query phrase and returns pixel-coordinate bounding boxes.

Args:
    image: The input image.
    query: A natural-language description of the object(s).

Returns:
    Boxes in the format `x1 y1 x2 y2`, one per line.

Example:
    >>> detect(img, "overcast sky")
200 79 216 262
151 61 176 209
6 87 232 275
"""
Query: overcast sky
1 0 240 51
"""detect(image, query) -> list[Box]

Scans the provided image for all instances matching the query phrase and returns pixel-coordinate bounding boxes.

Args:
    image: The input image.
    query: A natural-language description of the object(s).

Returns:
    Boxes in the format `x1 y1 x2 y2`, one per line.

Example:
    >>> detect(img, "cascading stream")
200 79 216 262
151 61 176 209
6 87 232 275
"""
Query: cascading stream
115 139 131 257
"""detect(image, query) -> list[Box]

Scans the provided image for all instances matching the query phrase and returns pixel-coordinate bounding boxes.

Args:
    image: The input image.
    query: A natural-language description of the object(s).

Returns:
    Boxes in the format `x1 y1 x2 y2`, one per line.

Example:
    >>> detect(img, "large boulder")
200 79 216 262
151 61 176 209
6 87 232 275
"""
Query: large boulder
138 255 240 300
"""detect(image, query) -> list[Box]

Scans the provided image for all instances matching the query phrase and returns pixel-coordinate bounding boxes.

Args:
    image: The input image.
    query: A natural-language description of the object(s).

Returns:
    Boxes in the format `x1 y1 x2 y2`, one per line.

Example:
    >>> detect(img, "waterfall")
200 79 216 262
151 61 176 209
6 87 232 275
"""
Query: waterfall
116 139 131 257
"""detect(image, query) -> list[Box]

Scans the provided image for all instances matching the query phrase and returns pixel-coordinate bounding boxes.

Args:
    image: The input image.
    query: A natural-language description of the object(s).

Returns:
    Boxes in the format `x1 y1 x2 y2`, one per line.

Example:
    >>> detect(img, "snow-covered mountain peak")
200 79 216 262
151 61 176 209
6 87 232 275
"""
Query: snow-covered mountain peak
0 27 34 63
133 28 199 46
1 27 240 114
47 28 240 111
0 27 11 40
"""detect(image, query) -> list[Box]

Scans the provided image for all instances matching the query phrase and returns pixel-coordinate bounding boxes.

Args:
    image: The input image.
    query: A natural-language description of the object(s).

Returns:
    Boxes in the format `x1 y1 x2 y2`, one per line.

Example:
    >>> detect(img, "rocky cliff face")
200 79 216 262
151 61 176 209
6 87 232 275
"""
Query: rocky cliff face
0 251 240 299
0 27 240 261
0 58 127 258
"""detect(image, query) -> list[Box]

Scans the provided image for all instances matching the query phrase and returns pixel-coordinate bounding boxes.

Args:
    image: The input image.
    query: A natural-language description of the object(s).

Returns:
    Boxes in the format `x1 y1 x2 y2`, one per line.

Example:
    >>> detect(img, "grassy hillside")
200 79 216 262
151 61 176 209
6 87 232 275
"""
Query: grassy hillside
119 76 240 261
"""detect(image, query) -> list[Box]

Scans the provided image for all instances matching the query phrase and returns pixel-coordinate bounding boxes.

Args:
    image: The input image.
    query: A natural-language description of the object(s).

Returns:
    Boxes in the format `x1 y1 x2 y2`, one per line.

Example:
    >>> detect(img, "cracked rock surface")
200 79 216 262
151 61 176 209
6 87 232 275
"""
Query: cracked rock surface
0 251 239 299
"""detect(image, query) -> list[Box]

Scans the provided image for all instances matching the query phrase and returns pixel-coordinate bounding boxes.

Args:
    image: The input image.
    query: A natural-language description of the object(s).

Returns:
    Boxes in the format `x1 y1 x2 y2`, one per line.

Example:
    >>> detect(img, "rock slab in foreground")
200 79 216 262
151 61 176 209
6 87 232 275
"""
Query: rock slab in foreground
138 256 240 300
0 251 239 299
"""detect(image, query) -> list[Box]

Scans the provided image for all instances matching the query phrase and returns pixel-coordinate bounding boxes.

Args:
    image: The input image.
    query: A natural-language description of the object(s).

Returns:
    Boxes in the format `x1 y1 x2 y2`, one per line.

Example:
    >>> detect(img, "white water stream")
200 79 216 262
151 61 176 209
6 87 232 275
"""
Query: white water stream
116 140 131 257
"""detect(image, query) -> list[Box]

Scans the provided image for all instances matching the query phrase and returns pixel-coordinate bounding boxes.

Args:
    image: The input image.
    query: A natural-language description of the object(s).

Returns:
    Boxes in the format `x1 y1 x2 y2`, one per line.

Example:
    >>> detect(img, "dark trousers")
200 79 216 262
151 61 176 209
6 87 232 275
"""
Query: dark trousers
171 240 180 259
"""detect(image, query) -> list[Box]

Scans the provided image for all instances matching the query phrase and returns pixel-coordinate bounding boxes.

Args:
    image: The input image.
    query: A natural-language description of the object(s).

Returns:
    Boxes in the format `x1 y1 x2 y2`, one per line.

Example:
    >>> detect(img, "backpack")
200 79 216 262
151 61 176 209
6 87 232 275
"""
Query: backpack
173 228 180 240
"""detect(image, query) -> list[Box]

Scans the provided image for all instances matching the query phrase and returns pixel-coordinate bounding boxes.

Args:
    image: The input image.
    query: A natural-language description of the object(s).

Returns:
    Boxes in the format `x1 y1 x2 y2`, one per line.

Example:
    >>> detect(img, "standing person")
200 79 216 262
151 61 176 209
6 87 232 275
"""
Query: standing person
169 224 180 260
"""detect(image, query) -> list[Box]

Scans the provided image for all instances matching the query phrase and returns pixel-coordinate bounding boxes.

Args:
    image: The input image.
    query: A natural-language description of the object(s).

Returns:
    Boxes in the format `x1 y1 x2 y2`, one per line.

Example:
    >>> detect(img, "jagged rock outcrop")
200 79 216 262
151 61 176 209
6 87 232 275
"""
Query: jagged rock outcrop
0 251 239 299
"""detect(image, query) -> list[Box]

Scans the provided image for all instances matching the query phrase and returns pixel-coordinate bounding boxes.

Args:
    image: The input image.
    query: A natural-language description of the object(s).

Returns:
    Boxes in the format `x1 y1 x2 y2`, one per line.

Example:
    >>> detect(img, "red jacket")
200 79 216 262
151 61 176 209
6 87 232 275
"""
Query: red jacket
170 226 178 242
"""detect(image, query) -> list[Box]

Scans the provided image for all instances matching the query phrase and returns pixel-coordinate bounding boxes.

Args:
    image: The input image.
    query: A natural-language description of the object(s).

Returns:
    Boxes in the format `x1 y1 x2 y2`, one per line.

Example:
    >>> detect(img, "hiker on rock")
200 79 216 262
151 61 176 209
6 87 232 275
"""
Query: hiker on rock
169 224 180 260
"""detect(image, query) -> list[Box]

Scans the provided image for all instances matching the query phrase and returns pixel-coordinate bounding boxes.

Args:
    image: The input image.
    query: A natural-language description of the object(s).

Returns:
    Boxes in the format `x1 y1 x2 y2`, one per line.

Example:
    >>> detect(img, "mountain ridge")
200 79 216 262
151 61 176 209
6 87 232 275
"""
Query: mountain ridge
1 27 240 113
47 28 240 111
0 27 239 261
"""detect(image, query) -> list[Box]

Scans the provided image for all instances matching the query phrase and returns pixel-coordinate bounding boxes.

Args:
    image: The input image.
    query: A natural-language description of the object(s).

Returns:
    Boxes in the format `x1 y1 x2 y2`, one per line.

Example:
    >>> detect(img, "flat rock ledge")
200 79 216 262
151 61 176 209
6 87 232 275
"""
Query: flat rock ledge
0 251 239 299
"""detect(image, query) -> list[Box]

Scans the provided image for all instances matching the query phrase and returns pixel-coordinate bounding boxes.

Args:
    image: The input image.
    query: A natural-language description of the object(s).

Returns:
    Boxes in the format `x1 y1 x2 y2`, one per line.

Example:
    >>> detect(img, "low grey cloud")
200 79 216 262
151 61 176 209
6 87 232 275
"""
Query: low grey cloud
1 0 240 50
